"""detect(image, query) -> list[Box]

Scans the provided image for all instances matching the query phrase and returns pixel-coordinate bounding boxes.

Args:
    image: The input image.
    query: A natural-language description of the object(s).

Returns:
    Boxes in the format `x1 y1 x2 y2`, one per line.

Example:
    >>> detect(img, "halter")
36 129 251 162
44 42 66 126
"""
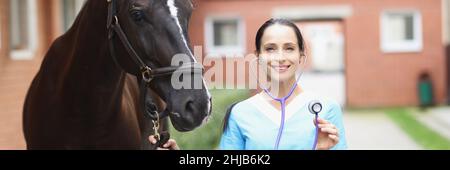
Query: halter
106 0 203 141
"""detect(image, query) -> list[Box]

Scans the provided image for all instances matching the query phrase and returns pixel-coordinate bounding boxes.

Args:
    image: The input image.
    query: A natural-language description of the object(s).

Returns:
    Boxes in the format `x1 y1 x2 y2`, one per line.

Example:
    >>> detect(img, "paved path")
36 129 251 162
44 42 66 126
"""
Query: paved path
411 107 450 140
343 110 422 150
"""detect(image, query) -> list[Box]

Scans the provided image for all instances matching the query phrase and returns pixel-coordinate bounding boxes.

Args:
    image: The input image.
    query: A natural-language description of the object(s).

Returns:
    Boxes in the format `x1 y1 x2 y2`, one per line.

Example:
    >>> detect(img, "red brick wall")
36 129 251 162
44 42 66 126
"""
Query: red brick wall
345 0 446 107
447 45 450 103
189 0 447 107
0 0 60 149
0 0 5 66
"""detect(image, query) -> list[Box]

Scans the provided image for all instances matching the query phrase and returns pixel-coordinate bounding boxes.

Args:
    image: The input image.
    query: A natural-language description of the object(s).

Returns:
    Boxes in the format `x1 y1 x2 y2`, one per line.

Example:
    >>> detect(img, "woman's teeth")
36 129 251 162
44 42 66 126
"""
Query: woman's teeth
271 65 290 72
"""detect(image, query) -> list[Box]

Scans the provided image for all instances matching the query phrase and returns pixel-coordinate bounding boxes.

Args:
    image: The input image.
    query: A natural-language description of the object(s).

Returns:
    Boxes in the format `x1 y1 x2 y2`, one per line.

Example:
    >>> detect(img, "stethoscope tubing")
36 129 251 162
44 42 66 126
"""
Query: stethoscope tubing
261 56 319 150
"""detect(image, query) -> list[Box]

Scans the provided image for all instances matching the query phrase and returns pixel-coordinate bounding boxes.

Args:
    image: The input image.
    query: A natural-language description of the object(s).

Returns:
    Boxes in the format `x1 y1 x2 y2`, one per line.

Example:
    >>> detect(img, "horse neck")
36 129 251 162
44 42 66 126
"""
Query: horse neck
61 0 127 113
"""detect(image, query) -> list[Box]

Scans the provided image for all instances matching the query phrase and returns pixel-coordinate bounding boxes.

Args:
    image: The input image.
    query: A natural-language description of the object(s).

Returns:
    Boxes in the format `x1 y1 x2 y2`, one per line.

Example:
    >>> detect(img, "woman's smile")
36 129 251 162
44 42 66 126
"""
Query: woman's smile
270 64 291 73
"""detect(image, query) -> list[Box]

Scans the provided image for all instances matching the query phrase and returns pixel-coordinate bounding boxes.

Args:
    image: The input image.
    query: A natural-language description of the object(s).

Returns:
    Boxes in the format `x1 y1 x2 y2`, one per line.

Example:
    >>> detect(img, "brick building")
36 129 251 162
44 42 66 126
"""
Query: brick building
189 0 448 107
444 0 450 105
0 0 447 111
0 0 85 149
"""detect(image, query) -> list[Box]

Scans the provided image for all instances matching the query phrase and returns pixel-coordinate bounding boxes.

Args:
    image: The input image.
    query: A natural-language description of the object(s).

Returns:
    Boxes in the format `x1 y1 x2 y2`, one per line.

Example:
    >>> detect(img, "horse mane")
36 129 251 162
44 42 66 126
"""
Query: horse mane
38 0 109 87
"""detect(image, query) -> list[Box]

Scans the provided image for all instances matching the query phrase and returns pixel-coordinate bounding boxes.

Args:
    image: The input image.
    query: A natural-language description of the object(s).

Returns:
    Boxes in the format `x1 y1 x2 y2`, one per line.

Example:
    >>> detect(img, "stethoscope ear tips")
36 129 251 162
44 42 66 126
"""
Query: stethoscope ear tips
308 100 322 115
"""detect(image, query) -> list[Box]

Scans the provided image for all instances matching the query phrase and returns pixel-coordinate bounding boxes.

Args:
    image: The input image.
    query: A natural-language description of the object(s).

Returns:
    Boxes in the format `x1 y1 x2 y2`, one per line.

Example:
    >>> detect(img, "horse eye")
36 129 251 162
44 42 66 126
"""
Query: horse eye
130 10 144 22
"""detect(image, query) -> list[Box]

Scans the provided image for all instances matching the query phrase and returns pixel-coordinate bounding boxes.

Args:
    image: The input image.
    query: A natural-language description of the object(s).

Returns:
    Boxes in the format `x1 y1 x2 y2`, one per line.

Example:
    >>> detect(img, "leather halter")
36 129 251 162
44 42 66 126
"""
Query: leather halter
106 0 203 141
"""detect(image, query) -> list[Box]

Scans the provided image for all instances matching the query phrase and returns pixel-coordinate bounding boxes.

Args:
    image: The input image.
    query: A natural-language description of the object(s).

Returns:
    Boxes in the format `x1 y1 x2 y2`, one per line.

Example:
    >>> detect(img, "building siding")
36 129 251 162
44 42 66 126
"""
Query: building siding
190 0 447 107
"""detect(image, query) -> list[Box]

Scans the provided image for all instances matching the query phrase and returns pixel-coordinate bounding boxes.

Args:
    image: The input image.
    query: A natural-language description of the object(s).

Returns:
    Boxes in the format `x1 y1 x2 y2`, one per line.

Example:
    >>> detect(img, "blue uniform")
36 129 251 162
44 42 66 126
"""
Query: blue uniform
219 91 348 150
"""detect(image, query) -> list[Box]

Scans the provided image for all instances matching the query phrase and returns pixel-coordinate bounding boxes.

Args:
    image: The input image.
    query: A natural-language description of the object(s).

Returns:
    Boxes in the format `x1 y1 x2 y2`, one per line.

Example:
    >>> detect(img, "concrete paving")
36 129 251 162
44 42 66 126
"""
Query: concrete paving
343 110 422 150
411 107 450 140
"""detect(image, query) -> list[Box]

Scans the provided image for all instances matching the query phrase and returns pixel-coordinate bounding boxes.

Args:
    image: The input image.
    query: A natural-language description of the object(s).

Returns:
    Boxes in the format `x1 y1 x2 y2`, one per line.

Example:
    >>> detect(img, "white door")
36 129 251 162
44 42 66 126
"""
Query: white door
296 21 346 106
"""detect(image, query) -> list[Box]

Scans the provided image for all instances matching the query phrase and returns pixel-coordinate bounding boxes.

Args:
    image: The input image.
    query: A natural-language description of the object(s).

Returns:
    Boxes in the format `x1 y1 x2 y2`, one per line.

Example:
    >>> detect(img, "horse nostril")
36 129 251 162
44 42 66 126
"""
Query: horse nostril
171 112 181 118
185 100 196 113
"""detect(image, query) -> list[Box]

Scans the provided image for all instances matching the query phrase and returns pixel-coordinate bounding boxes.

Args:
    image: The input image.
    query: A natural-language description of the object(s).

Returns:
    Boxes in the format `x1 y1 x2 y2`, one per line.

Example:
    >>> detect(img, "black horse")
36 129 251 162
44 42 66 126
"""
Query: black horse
23 0 211 149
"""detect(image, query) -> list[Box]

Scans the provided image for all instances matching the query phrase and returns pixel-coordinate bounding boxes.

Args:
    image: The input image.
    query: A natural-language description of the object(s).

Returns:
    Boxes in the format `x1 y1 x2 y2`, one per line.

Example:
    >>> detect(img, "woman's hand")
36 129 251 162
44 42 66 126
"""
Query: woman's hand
149 135 180 150
314 118 339 150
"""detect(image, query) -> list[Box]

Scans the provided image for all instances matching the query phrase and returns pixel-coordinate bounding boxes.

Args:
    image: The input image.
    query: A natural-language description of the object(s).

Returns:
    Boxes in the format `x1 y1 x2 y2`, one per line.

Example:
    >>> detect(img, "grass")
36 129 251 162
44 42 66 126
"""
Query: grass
385 108 450 150
169 89 250 150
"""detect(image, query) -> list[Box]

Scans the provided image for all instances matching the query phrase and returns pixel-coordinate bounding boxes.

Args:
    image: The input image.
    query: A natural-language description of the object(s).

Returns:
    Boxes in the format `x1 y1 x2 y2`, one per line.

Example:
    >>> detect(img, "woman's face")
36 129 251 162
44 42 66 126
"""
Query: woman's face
259 24 302 83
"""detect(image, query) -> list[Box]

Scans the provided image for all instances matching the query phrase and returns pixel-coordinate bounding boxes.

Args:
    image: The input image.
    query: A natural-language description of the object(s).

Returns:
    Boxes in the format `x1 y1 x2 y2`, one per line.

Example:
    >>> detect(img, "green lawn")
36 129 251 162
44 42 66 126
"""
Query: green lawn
169 89 250 150
385 108 450 150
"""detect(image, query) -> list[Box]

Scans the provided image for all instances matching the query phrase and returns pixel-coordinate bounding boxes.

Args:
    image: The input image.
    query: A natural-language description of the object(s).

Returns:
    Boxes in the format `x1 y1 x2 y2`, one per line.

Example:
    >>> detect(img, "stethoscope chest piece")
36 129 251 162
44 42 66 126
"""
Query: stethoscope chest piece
308 100 322 150
308 100 323 115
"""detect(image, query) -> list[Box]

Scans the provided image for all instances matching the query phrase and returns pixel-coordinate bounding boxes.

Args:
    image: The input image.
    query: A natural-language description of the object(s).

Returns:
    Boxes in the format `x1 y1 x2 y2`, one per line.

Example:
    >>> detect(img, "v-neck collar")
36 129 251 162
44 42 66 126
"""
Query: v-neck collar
249 91 312 125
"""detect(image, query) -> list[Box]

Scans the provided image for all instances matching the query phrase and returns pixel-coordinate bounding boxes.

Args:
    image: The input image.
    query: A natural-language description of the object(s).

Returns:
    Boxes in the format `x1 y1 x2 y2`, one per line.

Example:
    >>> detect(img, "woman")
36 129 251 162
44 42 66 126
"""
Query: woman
219 18 347 150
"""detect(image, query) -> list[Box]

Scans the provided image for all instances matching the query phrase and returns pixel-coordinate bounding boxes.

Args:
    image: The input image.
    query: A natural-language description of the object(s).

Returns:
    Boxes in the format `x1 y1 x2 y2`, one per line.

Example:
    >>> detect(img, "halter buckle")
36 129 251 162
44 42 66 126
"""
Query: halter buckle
141 66 153 84
113 16 119 26
152 111 161 141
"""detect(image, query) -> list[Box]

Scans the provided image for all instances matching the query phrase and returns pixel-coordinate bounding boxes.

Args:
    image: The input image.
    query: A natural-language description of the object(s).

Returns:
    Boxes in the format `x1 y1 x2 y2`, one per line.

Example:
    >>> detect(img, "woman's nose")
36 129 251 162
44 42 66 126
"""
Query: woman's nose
272 50 287 61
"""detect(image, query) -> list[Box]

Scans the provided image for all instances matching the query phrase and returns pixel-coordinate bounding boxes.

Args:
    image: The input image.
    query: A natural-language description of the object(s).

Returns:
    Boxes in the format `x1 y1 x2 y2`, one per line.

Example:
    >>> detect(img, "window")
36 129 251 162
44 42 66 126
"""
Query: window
205 16 245 58
381 10 423 53
9 0 38 60
61 0 85 31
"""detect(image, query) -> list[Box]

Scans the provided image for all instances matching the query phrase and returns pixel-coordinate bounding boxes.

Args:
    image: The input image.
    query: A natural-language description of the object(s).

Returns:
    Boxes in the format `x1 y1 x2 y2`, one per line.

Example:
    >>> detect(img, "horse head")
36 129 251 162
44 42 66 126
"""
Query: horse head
109 0 211 132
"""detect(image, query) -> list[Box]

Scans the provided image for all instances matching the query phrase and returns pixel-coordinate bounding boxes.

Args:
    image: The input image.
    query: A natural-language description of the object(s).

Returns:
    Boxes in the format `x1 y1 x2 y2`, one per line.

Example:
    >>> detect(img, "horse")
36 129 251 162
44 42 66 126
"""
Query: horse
23 0 212 150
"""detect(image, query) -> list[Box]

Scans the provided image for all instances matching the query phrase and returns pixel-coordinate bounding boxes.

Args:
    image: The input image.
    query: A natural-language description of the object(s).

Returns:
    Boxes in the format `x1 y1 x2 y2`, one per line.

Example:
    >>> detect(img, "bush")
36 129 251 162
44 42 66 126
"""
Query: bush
169 89 250 150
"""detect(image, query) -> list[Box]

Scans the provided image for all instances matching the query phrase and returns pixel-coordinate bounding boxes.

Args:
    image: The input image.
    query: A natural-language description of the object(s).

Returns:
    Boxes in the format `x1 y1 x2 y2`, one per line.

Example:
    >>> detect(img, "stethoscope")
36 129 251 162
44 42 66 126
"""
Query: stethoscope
308 100 323 150
264 87 323 150
258 55 323 150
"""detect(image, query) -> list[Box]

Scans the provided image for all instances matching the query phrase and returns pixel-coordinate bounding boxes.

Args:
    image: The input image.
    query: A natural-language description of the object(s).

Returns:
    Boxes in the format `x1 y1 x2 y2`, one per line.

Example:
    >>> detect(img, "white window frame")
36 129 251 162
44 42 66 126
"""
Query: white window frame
61 0 85 31
442 0 450 44
9 0 38 60
205 15 246 58
380 10 423 53
272 5 353 20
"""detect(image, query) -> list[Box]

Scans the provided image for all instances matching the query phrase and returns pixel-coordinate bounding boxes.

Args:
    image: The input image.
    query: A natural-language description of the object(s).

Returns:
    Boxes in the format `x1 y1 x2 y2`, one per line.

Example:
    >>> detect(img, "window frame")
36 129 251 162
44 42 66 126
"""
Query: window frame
9 0 38 60
61 0 85 32
204 15 246 58
380 10 423 53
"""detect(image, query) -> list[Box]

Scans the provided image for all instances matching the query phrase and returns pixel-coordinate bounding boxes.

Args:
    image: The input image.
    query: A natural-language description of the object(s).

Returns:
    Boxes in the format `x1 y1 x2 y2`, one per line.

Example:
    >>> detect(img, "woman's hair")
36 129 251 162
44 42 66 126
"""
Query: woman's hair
255 18 306 55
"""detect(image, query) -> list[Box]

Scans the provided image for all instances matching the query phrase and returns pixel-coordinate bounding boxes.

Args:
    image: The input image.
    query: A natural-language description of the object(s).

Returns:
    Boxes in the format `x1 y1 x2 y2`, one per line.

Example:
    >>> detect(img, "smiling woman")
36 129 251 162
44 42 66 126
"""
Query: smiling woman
219 18 348 150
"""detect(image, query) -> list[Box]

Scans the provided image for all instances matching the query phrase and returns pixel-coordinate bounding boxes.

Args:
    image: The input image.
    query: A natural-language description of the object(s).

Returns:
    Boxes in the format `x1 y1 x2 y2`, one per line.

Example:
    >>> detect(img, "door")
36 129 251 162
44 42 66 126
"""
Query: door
295 20 346 105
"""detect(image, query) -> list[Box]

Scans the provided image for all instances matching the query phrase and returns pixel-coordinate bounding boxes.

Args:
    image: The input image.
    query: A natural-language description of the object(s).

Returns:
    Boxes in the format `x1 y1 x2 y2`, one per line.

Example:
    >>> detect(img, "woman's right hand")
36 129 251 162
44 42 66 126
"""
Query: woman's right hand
314 118 339 150
149 135 180 150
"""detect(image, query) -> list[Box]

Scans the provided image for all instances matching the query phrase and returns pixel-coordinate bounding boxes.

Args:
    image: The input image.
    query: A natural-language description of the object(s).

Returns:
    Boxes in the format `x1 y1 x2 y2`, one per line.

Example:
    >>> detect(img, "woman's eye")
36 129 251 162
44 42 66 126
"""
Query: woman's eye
131 10 144 22
265 47 275 52
286 47 295 52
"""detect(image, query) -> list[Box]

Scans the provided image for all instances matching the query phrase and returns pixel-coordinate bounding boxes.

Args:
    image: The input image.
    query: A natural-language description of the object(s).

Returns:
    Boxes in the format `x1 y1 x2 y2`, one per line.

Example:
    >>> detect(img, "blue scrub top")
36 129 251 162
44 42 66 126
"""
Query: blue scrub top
219 91 348 150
